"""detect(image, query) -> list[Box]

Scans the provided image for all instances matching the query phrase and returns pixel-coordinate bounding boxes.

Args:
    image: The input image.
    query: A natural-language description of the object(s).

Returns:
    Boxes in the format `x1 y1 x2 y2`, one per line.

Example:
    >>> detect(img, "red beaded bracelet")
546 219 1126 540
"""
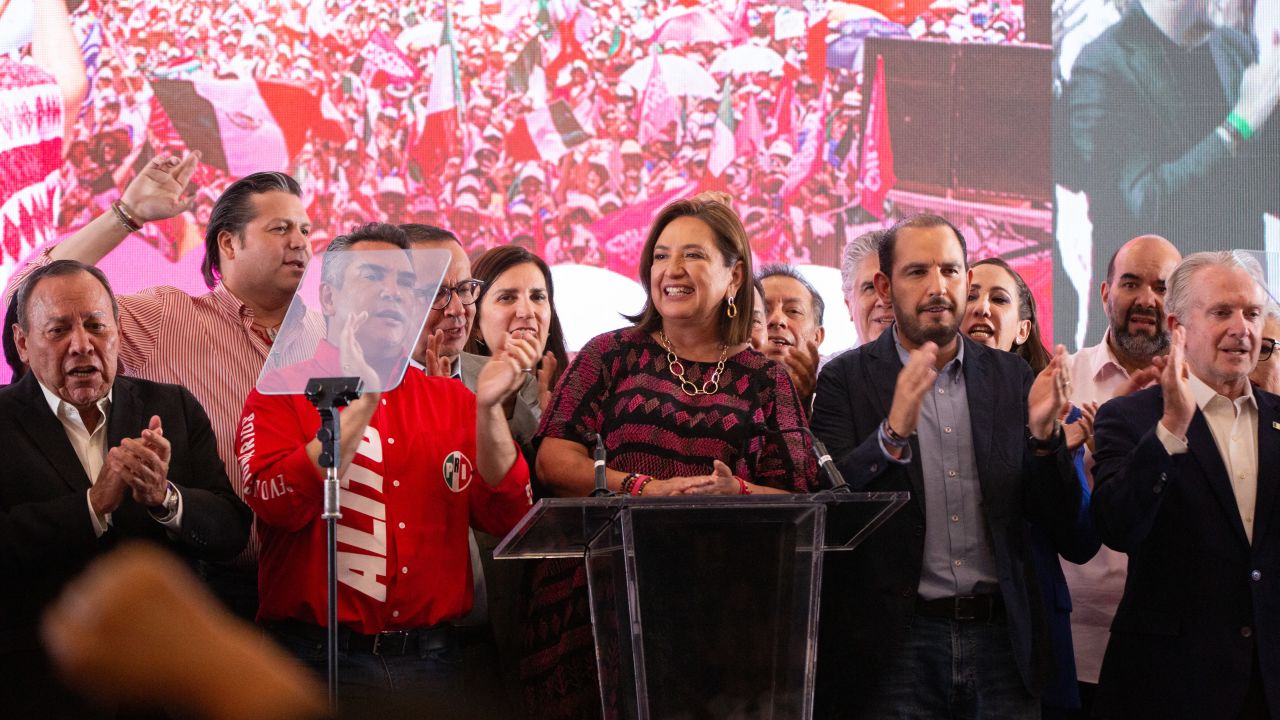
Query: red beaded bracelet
633 475 654 495
736 476 751 495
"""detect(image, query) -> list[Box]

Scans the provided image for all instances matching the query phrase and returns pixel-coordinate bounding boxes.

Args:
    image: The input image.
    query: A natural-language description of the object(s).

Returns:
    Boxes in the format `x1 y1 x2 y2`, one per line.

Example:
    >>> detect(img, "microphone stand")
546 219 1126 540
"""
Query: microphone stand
304 376 363 710
590 433 616 497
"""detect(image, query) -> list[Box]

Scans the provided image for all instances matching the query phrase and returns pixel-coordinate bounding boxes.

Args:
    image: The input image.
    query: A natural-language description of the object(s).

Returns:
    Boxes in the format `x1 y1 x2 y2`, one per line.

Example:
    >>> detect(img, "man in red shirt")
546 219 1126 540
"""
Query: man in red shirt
237 223 535 708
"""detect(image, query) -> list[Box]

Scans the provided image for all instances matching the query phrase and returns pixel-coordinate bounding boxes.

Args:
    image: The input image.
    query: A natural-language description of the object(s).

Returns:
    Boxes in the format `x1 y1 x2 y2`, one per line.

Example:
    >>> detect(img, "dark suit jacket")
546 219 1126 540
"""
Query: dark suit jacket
810 330 1080 716
0 373 251 718
1067 4 1279 345
1090 384 1280 718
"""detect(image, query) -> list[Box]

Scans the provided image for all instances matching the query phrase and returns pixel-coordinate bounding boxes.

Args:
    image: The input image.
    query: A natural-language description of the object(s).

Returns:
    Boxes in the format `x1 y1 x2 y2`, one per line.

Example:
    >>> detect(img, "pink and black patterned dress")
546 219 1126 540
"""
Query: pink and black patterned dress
517 326 817 719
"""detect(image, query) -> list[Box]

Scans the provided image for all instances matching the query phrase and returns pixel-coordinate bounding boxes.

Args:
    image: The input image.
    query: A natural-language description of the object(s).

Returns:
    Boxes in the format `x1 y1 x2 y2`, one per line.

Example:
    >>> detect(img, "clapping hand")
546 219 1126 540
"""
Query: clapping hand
779 339 820 401
421 329 453 377
885 341 939 443
1159 326 1194 440
476 335 540 410
1029 345 1072 442
118 416 171 508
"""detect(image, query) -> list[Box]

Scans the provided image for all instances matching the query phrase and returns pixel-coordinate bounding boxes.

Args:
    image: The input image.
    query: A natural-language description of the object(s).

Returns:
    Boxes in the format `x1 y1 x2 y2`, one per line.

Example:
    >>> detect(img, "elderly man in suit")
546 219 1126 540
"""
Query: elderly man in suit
1091 251 1279 719
1066 0 1280 344
0 260 250 719
812 213 1079 719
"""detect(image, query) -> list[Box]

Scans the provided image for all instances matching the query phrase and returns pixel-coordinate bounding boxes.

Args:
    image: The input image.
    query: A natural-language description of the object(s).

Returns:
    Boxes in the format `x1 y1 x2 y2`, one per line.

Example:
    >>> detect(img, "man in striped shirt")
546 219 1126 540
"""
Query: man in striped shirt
6 161 312 620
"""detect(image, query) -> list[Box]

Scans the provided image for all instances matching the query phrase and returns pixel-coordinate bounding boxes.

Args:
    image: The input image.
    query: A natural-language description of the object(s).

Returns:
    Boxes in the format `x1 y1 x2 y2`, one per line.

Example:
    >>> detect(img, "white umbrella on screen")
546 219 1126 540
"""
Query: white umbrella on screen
619 55 719 98
709 45 786 76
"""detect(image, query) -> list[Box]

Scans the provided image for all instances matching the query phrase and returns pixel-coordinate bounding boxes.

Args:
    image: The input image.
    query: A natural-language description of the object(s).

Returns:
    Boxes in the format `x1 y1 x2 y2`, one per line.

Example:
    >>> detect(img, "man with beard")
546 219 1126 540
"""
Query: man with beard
1060 233 1180 713
812 213 1080 719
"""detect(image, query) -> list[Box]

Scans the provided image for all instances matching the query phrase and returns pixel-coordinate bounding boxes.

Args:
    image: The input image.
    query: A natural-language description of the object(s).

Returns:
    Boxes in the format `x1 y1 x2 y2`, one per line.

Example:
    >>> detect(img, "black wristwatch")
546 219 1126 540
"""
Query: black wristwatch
1027 422 1064 452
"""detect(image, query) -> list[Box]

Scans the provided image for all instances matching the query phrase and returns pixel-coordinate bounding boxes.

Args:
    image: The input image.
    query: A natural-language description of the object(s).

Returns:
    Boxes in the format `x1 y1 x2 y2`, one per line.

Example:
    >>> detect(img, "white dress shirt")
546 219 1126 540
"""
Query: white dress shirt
1156 373 1259 543
38 382 183 536
1062 333 1144 683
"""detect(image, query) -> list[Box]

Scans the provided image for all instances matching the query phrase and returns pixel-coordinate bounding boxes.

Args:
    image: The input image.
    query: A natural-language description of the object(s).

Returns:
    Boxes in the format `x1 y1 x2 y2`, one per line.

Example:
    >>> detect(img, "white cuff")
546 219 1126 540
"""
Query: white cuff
1156 422 1189 456
86 490 111 538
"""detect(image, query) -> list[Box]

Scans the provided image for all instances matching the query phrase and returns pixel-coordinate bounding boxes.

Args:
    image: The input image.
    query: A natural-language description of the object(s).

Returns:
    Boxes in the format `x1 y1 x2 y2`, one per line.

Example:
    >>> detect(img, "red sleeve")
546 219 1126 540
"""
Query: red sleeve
237 389 325 532
468 440 532 539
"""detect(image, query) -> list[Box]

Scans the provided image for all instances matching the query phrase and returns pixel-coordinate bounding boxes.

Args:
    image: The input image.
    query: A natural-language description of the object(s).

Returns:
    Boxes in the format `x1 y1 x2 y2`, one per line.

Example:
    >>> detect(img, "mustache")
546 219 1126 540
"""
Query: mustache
917 299 955 313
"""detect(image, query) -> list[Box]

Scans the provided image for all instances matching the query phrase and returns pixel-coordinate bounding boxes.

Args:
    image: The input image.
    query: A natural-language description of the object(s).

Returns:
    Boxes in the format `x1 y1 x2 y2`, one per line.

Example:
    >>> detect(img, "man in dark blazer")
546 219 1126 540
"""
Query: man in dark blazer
0 260 251 718
1090 251 1278 719
1065 0 1280 345
811 214 1080 719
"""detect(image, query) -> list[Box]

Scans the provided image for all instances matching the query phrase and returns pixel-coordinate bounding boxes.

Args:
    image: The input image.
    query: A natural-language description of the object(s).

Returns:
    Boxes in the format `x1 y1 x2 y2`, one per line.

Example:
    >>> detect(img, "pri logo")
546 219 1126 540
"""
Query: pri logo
442 451 474 493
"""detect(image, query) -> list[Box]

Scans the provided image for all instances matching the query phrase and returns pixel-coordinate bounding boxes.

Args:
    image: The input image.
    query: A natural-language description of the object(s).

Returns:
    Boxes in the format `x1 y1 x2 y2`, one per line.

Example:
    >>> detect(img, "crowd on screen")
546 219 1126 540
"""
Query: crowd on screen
37 0 1030 272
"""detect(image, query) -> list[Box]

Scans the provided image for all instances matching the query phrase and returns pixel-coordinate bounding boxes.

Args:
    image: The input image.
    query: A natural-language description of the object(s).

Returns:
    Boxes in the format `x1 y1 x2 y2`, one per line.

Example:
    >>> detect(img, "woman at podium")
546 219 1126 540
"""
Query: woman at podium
516 193 816 718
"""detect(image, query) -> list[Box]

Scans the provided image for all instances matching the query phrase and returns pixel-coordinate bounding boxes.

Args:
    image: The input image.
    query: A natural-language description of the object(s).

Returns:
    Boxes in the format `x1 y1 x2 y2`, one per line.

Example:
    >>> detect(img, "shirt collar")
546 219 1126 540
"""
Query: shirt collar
37 380 113 430
406 355 462 379
211 282 249 319
1089 330 1132 383
1187 371 1256 413
892 327 965 379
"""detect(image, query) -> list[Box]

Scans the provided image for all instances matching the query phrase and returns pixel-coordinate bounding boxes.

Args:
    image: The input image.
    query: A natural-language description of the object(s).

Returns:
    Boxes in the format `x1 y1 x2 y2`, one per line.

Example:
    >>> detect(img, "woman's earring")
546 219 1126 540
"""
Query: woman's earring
726 296 738 318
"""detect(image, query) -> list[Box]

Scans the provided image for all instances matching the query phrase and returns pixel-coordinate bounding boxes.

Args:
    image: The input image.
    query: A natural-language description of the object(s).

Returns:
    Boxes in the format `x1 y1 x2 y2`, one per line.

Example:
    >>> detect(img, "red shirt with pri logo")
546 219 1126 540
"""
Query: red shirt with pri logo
238 367 532 633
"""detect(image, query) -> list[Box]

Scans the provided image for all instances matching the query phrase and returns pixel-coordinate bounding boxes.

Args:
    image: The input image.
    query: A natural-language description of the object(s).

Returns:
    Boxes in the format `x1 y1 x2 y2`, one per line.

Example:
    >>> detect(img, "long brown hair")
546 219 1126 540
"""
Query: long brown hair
464 245 569 388
972 258 1051 374
625 194 754 344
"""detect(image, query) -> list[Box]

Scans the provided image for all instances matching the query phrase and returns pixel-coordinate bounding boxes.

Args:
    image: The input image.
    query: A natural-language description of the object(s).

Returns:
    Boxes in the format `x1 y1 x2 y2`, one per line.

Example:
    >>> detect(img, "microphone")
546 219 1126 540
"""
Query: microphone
744 423 850 493
589 432 615 497
800 427 850 494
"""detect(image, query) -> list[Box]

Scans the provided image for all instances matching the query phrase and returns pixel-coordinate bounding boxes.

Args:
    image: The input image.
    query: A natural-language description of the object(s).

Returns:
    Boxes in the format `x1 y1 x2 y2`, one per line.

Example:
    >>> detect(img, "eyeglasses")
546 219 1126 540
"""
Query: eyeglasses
1261 337 1276 362
429 279 485 310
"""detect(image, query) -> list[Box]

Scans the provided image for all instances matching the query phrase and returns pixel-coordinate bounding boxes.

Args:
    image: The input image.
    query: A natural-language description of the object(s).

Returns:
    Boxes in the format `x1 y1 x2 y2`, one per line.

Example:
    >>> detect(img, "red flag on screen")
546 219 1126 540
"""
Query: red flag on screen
735 91 765 158
858 56 896 219
805 17 828 86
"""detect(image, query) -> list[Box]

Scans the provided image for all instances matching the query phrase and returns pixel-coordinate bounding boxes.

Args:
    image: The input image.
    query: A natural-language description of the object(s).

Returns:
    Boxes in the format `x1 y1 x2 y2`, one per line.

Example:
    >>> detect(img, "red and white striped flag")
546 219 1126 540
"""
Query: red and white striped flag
637 57 679 146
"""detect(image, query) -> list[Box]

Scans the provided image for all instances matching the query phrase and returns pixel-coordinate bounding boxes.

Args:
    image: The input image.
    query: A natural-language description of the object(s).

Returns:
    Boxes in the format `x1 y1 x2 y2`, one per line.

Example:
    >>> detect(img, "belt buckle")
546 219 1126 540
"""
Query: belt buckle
372 630 411 656
954 595 979 621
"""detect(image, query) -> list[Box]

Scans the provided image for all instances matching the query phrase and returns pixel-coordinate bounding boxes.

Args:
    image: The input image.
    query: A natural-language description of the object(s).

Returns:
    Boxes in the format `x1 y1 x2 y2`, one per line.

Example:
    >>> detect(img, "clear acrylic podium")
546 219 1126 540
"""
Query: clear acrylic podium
495 492 909 720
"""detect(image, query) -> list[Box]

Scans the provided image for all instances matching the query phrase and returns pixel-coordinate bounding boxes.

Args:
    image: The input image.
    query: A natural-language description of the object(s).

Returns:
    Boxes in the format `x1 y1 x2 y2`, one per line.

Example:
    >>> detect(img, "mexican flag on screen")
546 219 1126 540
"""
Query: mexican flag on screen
412 5 464 176
504 98 590 163
150 77 345 175
707 77 736 178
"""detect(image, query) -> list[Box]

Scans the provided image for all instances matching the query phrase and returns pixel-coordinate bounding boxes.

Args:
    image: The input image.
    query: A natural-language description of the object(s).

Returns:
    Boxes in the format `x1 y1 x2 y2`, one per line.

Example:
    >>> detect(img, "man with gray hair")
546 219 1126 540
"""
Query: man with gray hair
1090 251 1279 719
840 229 893 347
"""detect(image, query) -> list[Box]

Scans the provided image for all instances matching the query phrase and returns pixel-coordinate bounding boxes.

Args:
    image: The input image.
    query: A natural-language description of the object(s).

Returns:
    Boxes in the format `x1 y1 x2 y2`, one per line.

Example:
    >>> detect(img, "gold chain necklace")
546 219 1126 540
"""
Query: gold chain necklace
659 330 727 396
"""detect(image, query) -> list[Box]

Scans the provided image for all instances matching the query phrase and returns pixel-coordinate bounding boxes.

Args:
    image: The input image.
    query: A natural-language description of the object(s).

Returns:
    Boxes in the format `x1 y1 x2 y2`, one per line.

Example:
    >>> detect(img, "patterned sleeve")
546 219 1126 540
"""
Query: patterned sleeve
534 331 613 450
750 361 818 492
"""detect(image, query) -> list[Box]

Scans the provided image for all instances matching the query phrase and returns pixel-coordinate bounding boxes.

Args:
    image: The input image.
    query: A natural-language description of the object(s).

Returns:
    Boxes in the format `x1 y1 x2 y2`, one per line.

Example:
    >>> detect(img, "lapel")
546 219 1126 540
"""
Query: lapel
107 376 144 449
13 373 93 492
961 337 995 482
1251 389 1280 546
1116 7 1181 140
1183 401 1251 548
863 329 925 509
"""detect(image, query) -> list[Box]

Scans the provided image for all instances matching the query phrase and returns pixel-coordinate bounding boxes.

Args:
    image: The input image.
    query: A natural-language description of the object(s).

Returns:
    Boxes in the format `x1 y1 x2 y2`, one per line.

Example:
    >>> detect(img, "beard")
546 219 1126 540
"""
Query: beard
898 297 960 347
1110 304 1171 360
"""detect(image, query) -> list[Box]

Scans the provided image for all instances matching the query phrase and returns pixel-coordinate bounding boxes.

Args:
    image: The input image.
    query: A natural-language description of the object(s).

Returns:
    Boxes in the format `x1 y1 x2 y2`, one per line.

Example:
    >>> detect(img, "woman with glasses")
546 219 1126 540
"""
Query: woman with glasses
960 258 1101 719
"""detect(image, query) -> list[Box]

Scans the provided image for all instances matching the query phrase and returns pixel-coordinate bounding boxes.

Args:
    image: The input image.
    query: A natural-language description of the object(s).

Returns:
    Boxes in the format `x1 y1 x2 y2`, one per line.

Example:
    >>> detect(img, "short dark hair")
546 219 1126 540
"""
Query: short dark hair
202 172 303 288
400 223 460 246
878 213 968 279
16 260 118 332
321 222 410 289
757 264 825 326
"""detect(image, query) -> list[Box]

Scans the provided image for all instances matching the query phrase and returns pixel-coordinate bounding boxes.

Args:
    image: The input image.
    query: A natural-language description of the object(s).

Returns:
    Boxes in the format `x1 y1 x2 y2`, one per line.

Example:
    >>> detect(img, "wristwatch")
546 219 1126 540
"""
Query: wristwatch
1028 422 1064 452
148 482 179 521
880 418 911 451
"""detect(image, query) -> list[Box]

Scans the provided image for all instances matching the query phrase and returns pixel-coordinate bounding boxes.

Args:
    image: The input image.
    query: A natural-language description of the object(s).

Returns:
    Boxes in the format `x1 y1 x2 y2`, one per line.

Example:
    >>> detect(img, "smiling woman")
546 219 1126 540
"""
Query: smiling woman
521 194 817 718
